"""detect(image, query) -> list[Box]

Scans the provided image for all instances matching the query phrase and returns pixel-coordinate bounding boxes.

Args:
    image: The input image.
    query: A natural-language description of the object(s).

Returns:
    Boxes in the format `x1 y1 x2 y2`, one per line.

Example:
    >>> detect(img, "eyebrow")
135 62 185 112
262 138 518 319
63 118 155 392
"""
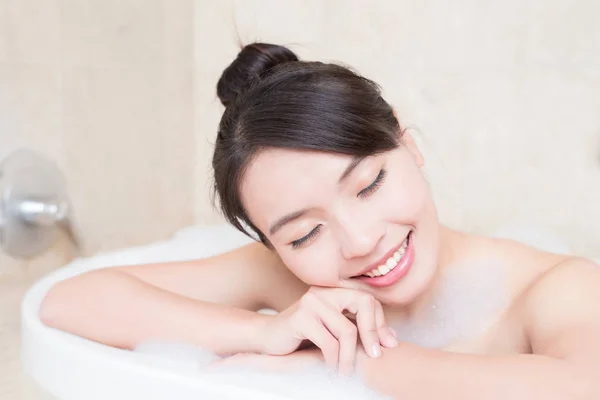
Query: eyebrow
338 155 367 184
268 156 367 236
269 209 309 236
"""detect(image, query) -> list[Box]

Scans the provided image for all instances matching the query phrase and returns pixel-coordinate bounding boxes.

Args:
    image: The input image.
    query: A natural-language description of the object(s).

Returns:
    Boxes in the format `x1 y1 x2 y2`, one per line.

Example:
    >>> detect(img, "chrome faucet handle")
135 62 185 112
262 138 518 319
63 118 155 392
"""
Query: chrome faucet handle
0 149 82 259
16 198 69 226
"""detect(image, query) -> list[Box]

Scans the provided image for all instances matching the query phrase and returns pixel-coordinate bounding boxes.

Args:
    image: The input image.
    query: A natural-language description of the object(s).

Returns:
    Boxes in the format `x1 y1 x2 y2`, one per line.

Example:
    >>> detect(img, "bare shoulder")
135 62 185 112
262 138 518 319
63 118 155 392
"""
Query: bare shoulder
521 255 600 317
472 235 600 355
463 234 573 298
488 237 599 296
518 256 600 357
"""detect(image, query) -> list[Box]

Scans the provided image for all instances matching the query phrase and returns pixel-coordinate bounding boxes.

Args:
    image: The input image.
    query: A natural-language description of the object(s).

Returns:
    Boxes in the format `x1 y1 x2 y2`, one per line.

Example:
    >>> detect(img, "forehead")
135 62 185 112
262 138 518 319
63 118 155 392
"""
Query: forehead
240 149 353 226
246 148 353 182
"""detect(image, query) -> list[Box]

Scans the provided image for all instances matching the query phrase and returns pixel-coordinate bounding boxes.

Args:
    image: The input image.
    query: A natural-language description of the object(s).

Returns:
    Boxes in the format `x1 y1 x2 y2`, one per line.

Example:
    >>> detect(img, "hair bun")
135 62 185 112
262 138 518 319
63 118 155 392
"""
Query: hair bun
216 43 299 107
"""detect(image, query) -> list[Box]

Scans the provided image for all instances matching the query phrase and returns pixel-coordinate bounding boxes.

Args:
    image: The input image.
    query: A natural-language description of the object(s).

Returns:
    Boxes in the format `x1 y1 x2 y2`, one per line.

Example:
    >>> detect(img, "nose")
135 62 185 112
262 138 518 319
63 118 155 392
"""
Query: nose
337 212 384 261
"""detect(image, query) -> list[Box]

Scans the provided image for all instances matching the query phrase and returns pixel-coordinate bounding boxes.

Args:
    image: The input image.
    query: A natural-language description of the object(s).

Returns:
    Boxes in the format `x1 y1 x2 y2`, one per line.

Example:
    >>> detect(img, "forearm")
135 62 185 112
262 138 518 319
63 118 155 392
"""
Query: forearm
39 269 266 355
358 344 597 400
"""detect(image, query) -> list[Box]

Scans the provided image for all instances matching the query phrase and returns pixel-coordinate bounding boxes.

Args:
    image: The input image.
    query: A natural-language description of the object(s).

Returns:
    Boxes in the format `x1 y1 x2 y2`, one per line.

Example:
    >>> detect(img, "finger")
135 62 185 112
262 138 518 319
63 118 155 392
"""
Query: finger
351 294 382 358
374 300 398 348
330 316 358 376
296 294 341 370
312 301 358 375
298 313 339 370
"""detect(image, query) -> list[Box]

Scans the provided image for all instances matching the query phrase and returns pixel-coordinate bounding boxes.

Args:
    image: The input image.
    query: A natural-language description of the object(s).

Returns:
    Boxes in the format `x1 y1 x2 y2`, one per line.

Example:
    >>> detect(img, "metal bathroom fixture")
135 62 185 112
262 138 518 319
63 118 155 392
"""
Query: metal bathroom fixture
0 149 80 258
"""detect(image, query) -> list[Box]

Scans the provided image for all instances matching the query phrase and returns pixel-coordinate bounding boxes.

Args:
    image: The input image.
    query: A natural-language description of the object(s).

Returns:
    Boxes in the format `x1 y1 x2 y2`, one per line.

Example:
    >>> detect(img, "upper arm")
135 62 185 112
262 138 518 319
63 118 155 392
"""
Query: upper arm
523 257 600 366
116 242 308 311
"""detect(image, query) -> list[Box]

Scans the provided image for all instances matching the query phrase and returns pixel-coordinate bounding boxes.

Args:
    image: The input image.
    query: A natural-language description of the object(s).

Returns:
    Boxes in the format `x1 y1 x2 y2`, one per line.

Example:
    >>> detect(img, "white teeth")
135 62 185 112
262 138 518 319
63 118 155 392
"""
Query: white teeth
378 264 391 275
362 235 411 278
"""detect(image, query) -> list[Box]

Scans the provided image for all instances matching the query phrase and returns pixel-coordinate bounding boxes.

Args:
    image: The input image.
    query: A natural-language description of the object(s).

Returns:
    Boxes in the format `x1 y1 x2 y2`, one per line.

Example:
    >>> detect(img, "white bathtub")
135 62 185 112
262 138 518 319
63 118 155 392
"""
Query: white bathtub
20 223 599 399
21 224 389 400
21 224 289 400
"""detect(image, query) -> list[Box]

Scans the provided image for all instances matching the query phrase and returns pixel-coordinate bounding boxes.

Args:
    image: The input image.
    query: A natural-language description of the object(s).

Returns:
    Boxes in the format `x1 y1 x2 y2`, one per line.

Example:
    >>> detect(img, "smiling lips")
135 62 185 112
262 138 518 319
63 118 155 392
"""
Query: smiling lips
354 231 414 288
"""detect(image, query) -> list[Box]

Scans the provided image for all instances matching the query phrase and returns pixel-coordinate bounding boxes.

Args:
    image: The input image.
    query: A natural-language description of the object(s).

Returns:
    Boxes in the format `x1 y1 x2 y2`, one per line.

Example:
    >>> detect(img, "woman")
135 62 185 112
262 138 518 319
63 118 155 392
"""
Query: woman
40 43 600 399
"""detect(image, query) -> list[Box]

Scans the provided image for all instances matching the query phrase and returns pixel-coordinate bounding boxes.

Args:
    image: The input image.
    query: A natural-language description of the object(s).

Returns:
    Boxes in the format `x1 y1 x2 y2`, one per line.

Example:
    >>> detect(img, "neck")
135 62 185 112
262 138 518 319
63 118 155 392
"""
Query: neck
397 225 470 318
437 225 468 268
385 226 511 348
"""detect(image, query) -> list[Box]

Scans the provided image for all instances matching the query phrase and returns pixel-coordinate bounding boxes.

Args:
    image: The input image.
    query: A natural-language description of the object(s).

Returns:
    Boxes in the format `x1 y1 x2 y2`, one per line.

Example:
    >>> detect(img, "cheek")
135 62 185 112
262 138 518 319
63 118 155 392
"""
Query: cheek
382 173 431 221
280 246 340 286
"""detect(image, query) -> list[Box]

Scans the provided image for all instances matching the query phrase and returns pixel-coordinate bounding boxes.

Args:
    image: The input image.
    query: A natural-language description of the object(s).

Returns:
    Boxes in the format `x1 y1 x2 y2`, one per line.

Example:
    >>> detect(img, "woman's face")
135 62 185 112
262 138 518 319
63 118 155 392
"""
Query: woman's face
241 134 441 306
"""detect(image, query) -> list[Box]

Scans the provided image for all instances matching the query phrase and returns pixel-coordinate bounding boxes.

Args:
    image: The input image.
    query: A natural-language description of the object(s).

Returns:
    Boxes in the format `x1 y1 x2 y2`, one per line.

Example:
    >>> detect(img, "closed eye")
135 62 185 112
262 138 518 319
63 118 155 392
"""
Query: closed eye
290 224 322 249
358 168 387 198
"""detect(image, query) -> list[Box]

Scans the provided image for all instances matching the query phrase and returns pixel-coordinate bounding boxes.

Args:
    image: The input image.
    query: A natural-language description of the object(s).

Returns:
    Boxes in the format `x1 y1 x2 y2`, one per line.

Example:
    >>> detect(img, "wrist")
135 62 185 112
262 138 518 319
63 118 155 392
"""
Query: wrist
245 312 273 354
208 309 273 356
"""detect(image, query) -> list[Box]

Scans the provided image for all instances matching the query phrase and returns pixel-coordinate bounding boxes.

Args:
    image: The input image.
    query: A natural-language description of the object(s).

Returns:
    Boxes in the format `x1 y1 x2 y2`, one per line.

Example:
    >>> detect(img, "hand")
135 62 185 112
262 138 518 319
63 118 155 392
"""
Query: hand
257 287 398 375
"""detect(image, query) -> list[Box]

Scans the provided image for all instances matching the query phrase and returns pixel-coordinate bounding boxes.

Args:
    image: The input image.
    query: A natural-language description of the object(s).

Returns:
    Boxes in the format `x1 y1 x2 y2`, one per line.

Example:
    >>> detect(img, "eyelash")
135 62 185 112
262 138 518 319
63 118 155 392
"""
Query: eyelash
289 168 387 249
291 224 322 249
358 168 387 198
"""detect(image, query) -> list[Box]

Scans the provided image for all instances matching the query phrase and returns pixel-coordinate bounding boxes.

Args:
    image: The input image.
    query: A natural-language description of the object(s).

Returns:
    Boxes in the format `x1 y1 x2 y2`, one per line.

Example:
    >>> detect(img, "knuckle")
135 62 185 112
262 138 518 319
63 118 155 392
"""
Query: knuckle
361 293 376 306
341 323 358 340
323 339 339 359
297 310 318 329
327 337 340 353
288 312 304 330
299 291 318 307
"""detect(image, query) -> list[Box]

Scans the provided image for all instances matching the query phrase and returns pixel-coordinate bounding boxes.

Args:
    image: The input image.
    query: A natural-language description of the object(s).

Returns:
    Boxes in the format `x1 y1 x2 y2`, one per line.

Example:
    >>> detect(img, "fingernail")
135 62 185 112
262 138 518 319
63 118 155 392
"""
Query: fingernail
371 344 381 358
383 334 398 348
389 327 398 338
380 328 398 348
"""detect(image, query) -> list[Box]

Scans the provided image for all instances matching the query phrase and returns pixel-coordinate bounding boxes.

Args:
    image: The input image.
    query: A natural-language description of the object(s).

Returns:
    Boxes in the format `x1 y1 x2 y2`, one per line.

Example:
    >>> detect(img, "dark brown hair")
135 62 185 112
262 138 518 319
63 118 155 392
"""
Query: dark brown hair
213 43 401 246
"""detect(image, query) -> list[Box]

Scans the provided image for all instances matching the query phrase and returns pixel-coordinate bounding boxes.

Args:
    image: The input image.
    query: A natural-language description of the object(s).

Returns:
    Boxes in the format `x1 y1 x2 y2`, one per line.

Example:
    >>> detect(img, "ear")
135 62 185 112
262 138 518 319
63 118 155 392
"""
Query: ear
393 109 425 167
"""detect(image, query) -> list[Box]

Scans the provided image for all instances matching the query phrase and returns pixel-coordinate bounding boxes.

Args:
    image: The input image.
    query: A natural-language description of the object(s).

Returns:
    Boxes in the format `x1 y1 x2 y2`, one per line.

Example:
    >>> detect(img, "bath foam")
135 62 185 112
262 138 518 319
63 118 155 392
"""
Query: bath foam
390 221 577 350
130 260 511 397
134 342 389 400
21 224 390 400
22 222 583 399
391 259 510 349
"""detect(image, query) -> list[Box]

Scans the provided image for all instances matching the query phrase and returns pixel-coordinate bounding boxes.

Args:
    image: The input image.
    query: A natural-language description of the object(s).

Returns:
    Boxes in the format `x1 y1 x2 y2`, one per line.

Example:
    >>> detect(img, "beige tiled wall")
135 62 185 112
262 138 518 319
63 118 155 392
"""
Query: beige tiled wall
2 0 600 276
195 0 600 258
0 0 195 275
5 2 596 397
